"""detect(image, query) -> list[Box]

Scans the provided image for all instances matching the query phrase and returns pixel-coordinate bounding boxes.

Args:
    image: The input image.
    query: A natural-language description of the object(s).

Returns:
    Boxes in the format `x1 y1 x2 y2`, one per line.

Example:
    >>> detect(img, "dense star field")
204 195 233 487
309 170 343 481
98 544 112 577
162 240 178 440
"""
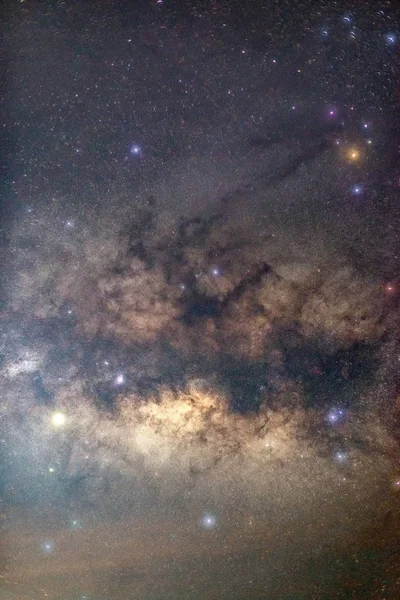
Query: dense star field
1 1 400 598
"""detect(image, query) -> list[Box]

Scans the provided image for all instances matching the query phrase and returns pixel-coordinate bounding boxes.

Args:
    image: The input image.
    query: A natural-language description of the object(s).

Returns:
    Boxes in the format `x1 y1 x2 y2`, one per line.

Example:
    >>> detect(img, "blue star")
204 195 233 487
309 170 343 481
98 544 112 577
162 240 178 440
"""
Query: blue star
129 144 142 156
326 408 345 424
351 184 363 196
385 33 397 46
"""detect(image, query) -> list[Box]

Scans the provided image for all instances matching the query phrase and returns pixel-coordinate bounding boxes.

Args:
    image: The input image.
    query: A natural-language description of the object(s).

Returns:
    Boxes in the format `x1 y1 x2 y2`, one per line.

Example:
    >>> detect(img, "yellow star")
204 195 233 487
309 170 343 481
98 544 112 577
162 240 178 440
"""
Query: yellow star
347 147 360 162
51 411 67 428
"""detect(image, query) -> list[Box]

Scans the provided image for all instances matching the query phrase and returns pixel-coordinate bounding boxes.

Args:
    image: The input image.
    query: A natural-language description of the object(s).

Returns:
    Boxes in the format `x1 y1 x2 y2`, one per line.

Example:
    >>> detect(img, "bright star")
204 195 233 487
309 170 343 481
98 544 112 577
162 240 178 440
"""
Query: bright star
351 184 363 195
346 147 361 162
201 513 217 529
115 373 125 385
334 451 347 463
129 144 142 156
327 408 345 424
41 541 54 553
385 33 396 45
51 411 66 428
325 104 339 120
385 282 396 294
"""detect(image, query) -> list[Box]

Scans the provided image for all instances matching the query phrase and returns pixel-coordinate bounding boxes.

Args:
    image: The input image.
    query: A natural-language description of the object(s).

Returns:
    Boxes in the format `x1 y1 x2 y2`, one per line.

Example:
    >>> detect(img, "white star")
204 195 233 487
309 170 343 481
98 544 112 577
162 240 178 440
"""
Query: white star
201 513 217 529
115 373 125 385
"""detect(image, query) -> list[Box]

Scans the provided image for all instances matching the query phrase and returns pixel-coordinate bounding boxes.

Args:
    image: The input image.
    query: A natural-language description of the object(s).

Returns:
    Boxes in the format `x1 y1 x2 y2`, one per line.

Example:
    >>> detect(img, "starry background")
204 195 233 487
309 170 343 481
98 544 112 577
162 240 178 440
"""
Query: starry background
1 1 400 599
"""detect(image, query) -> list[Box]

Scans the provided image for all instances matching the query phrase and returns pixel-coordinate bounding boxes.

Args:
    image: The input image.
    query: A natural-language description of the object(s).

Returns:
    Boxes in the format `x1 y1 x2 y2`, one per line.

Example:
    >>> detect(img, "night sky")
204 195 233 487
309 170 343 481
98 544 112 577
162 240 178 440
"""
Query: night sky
1 1 400 598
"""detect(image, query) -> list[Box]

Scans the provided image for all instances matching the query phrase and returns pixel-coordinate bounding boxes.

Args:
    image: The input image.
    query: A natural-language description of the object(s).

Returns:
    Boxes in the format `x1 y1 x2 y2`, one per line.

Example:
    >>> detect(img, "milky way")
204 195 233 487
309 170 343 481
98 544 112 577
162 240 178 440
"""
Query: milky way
1 1 400 598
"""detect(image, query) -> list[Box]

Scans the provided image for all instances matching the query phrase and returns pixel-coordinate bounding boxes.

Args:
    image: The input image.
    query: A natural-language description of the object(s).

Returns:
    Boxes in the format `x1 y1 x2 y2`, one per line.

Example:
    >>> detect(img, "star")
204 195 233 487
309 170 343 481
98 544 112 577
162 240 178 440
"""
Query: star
129 144 142 156
334 451 348 463
346 147 361 163
385 33 396 45
50 411 67 428
325 104 339 120
326 408 345 424
385 282 396 294
41 541 54 554
201 513 217 529
351 184 363 195
114 373 125 385
71 519 83 529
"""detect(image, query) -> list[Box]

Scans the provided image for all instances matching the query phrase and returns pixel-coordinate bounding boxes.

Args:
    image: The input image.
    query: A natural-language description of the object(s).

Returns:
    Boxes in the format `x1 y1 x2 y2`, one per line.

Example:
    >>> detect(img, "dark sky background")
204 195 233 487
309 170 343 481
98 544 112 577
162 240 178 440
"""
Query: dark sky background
1 1 400 599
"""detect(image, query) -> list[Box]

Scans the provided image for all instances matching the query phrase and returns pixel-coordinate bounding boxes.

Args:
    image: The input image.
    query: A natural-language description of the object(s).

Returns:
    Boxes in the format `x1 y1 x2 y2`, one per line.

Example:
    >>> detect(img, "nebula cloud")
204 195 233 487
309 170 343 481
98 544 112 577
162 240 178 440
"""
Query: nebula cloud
1 198 398 520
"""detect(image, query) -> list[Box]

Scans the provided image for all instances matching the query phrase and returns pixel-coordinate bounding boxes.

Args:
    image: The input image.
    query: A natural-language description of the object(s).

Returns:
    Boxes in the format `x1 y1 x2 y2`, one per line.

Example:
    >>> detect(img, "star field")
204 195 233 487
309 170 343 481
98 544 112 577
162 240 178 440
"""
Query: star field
1 1 400 599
